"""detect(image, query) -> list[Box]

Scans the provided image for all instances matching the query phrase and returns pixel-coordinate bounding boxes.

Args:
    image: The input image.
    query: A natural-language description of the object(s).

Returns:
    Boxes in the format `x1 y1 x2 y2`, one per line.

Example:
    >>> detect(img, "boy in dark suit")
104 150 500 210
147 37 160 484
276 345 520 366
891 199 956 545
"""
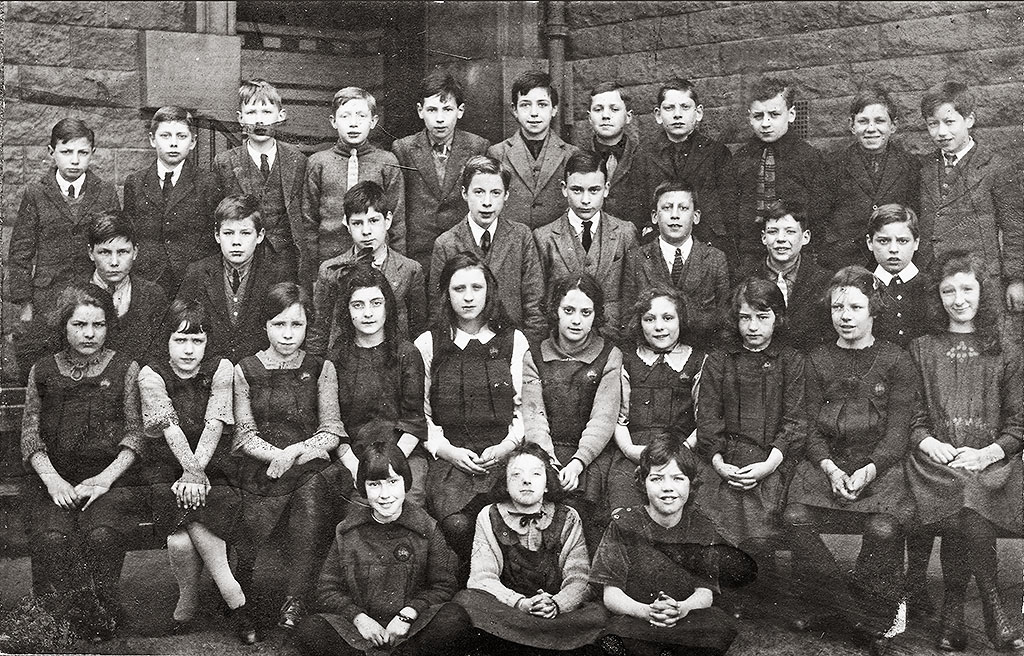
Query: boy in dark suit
430 155 546 342
487 71 578 230
309 181 426 355
534 150 638 333
213 79 307 283
621 181 730 344
733 77 828 270
393 70 490 276
122 106 218 298
866 203 929 349
175 194 289 363
821 86 920 271
645 78 735 259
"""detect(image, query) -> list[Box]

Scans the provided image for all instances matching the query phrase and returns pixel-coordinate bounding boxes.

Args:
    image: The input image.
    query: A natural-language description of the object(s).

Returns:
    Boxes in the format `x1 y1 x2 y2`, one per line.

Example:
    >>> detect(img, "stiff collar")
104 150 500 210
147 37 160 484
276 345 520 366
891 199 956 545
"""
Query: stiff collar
567 208 600 236
659 236 693 266
56 171 86 197
466 216 496 247
873 261 919 285
636 342 694 372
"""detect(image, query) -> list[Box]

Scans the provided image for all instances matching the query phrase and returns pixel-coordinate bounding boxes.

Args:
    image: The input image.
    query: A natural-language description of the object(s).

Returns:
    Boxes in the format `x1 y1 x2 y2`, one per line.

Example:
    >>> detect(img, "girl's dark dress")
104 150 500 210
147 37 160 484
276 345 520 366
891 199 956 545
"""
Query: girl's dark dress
139 358 240 538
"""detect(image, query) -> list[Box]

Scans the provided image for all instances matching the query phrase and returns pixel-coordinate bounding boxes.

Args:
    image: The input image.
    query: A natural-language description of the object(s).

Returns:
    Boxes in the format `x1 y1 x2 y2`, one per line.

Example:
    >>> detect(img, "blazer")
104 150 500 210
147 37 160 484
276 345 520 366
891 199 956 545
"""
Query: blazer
392 129 491 272
104 275 170 366
533 211 639 330
487 131 579 230
737 256 833 352
821 142 921 271
429 217 546 342
122 159 219 295
621 239 730 344
591 134 653 236
9 170 121 306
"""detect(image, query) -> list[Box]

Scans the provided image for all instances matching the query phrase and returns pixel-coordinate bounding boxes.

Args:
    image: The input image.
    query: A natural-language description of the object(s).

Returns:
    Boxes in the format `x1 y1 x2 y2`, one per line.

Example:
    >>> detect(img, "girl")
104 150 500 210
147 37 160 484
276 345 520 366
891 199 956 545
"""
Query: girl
233 282 346 632
906 251 1023 652
330 266 428 507
608 285 705 512
294 442 471 656
697 279 806 602
138 299 254 642
523 273 622 548
20 284 143 641
414 252 529 573
784 266 917 650
455 442 607 654
590 435 737 656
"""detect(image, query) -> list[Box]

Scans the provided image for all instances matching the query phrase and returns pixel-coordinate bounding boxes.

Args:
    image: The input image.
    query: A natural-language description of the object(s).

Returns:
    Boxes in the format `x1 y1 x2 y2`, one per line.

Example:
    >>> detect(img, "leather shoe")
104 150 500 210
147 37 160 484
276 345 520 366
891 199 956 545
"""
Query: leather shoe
232 603 259 645
278 596 302 631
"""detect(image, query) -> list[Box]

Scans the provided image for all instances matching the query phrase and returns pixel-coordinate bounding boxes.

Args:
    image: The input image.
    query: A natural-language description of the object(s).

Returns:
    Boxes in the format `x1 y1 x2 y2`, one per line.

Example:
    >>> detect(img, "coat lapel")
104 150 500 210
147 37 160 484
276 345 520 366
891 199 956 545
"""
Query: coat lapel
535 133 566 192
643 240 672 284
441 131 474 200
204 259 229 323
411 131 443 198
165 160 197 212
550 214 587 272
230 147 261 196
485 219 514 274
40 174 77 225
592 214 621 275
278 142 304 212
507 134 537 192
143 162 165 209
608 136 639 188
681 240 707 290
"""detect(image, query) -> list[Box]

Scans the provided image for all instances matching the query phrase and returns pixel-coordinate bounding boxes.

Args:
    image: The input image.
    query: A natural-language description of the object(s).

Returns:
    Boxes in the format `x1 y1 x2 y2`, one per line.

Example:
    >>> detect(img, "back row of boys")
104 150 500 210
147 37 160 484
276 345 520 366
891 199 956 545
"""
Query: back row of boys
11 70 1023 375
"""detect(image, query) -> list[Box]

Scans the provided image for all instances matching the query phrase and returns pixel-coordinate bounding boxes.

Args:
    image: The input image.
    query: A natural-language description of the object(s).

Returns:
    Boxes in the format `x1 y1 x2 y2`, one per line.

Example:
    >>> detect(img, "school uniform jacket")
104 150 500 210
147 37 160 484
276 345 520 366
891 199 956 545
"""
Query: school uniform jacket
621 239 730 343
392 129 491 272
533 211 638 331
101 275 169 367
9 170 121 306
737 257 832 352
487 131 579 230
593 134 652 236
429 217 546 342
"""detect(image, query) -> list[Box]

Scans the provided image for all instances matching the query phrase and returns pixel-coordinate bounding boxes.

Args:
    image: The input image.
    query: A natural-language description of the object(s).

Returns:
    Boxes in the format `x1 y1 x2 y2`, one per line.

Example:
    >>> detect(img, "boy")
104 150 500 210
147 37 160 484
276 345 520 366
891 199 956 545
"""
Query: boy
918 81 1024 330
867 204 930 349
308 181 426 355
736 199 831 352
621 181 729 342
821 86 920 271
175 194 290 363
487 71 578 230
645 78 736 259
123 106 219 298
430 155 546 342
213 79 307 283
533 150 638 332
733 77 828 269
392 70 490 275
301 87 406 284
9 119 120 331
586 82 650 234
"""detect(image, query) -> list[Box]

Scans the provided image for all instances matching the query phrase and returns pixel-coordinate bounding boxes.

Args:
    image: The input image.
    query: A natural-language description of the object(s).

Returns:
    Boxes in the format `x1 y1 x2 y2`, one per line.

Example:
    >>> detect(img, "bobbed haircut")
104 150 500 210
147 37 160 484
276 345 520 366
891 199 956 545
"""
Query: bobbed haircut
544 272 605 334
866 203 920 240
657 78 700 107
920 81 974 120
848 85 899 121
420 69 464 106
50 118 96 149
492 442 567 504
239 78 283 110
215 193 264 232
332 265 400 365
928 250 1000 354
54 283 117 349
88 212 136 247
344 180 392 219
564 150 607 180
460 154 511 192
589 81 631 105
759 198 808 231
333 86 378 115
634 433 701 501
625 284 691 348
511 70 559 107
357 441 413 495
434 251 510 333
728 277 788 337
652 180 699 211
746 76 795 109
149 106 196 135
262 281 314 326
827 265 884 317
164 298 208 337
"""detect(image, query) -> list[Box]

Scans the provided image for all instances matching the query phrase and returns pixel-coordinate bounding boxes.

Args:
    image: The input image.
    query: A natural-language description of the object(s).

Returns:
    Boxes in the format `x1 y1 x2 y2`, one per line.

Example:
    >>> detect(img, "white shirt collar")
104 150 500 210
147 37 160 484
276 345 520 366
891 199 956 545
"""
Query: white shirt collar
56 171 85 197
467 216 496 247
873 261 919 285
947 137 975 164
156 160 185 186
636 343 694 372
247 141 277 170
567 209 600 237
91 272 131 317
452 326 496 348
659 236 693 271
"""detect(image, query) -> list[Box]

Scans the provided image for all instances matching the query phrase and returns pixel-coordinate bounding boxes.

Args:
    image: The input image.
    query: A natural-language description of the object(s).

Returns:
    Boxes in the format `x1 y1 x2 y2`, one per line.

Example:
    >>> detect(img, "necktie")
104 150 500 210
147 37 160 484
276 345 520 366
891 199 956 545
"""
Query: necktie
582 220 593 252
671 247 684 285
943 152 957 175
605 153 618 182
260 154 271 181
776 271 789 305
347 148 359 189
66 185 76 199
756 145 776 221
889 276 902 289
162 171 174 204
480 229 491 255
231 269 241 294
107 283 116 296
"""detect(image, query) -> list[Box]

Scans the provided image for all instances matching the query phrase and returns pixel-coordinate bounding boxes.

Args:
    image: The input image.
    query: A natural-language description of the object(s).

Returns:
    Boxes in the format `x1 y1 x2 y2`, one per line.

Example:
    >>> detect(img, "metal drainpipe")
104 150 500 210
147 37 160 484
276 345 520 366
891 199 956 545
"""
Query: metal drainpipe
544 1 571 141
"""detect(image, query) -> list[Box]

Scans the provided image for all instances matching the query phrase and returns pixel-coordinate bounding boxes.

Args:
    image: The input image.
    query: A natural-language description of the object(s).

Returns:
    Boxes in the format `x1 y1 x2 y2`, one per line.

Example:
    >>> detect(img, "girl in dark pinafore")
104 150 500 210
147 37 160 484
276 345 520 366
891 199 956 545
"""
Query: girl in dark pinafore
20 284 143 641
138 299 254 643
607 285 705 512
413 252 529 576
232 282 346 634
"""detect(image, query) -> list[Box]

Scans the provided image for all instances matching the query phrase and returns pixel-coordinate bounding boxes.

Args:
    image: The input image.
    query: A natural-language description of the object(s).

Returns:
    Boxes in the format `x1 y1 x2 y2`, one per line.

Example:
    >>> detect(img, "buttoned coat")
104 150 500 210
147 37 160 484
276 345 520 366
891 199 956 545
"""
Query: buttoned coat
487 131 578 230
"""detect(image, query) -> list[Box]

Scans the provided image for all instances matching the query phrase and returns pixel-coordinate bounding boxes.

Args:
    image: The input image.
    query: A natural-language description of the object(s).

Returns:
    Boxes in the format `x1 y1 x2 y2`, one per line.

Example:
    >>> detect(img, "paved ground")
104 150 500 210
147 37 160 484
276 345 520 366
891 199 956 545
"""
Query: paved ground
1 536 1021 655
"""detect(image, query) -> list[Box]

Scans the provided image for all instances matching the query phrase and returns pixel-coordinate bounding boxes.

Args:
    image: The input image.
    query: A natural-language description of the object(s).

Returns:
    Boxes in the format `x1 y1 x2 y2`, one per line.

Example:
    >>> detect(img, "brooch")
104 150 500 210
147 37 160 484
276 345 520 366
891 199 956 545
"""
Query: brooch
299 371 312 382
586 369 598 381
394 545 412 562
99 379 111 389
874 382 886 396
489 345 500 359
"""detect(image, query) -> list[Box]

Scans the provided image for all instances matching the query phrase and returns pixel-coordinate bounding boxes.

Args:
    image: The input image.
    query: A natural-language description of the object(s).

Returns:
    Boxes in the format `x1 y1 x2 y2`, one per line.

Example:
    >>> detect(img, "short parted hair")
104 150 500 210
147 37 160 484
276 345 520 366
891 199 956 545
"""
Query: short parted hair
164 298 208 337
492 442 567 504
626 284 690 348
827 265 883 316
657 78 700 107
357 441 413 495
50 118 95 149
866 203 920 239
920 81 974 120
239 78 283 110
88 213 136 248
435 251 510 333
728 277 788 337
634 433 701 501
54 283 117 347
760 198 808 230
511 70 558 107
215 194 264 232
544 272 606 334
332 266 400 365
461 154 511 192
848 85 899 121
344 180 392 219
420 69 464 106
149 106 196 135
746 76 795 109
564 150 607 180
928 250 1000 354
652 180 699 211
589 81 631 105
262 281 313 325
333 86 378 115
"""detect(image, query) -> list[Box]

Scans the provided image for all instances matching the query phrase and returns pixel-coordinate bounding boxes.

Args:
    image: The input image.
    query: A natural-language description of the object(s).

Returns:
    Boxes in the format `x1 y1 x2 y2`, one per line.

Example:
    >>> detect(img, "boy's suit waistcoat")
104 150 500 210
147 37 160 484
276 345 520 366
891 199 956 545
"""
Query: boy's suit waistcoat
487 131 579 230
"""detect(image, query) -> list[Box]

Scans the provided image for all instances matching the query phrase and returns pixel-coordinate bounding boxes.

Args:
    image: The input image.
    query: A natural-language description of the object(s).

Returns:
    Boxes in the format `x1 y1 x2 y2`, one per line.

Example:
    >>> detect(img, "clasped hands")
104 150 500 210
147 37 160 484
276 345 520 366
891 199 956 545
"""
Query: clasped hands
823 460 876 503
648 591 687 627
267 442 330 479
515 589 558 619
353 611 413 648
919 436 1003 471
440 442 515 475
712 455 778 491
45 473 111 511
